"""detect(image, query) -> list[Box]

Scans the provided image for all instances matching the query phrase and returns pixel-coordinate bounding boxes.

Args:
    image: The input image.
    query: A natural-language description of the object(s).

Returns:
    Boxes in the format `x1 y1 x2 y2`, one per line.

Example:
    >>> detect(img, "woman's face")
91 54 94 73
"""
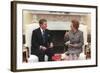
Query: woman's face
71 24 75 31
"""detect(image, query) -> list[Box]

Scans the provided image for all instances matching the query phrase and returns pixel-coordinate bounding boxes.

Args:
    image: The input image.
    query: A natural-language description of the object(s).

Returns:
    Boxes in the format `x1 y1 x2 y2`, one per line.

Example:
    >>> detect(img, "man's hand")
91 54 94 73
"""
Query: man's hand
40 46 47 51
42 46 47 50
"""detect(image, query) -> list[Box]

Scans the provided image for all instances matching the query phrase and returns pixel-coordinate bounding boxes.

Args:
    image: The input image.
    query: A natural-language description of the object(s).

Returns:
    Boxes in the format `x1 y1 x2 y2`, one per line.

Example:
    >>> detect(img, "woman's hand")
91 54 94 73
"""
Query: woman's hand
73 44 79 47
49 42 54 48
68 44 73 48
68 44 78 48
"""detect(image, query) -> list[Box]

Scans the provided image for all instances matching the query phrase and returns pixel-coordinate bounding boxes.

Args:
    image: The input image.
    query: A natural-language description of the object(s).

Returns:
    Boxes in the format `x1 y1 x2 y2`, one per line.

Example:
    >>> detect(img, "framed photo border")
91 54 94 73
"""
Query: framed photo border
11 1 98 72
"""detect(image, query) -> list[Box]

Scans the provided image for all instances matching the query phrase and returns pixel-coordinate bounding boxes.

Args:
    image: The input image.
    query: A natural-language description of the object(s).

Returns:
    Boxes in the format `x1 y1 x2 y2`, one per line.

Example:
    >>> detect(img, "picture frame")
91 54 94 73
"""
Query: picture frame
11 1 98 72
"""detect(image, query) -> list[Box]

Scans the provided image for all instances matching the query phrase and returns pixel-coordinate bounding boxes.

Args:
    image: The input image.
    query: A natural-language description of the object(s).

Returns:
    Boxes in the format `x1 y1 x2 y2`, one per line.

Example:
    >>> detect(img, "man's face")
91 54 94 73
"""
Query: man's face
40 22 47 30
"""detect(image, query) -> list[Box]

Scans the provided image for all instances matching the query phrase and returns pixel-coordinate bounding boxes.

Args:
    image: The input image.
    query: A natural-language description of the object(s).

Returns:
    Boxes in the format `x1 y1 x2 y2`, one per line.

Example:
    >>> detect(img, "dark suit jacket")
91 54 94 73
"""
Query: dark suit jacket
31 28 52 55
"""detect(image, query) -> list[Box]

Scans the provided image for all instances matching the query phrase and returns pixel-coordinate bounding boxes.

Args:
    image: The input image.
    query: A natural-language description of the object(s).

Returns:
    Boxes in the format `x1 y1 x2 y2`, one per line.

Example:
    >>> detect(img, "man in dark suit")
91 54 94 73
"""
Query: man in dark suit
31 19 54 62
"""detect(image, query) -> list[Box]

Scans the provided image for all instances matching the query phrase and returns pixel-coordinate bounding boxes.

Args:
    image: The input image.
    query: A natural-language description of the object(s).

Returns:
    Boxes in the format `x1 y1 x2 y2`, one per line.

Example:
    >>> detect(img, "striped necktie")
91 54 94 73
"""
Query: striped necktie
42 30 46 43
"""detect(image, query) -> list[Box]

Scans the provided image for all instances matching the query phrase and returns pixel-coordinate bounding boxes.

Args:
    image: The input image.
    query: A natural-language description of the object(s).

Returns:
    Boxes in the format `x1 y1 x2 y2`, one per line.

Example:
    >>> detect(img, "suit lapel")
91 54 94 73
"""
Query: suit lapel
38 28 49 43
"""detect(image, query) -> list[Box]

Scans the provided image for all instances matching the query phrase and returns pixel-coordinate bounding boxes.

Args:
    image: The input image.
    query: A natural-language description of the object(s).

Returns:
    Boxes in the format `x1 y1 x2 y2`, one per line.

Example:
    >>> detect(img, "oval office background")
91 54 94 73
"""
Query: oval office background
22 10 91 63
